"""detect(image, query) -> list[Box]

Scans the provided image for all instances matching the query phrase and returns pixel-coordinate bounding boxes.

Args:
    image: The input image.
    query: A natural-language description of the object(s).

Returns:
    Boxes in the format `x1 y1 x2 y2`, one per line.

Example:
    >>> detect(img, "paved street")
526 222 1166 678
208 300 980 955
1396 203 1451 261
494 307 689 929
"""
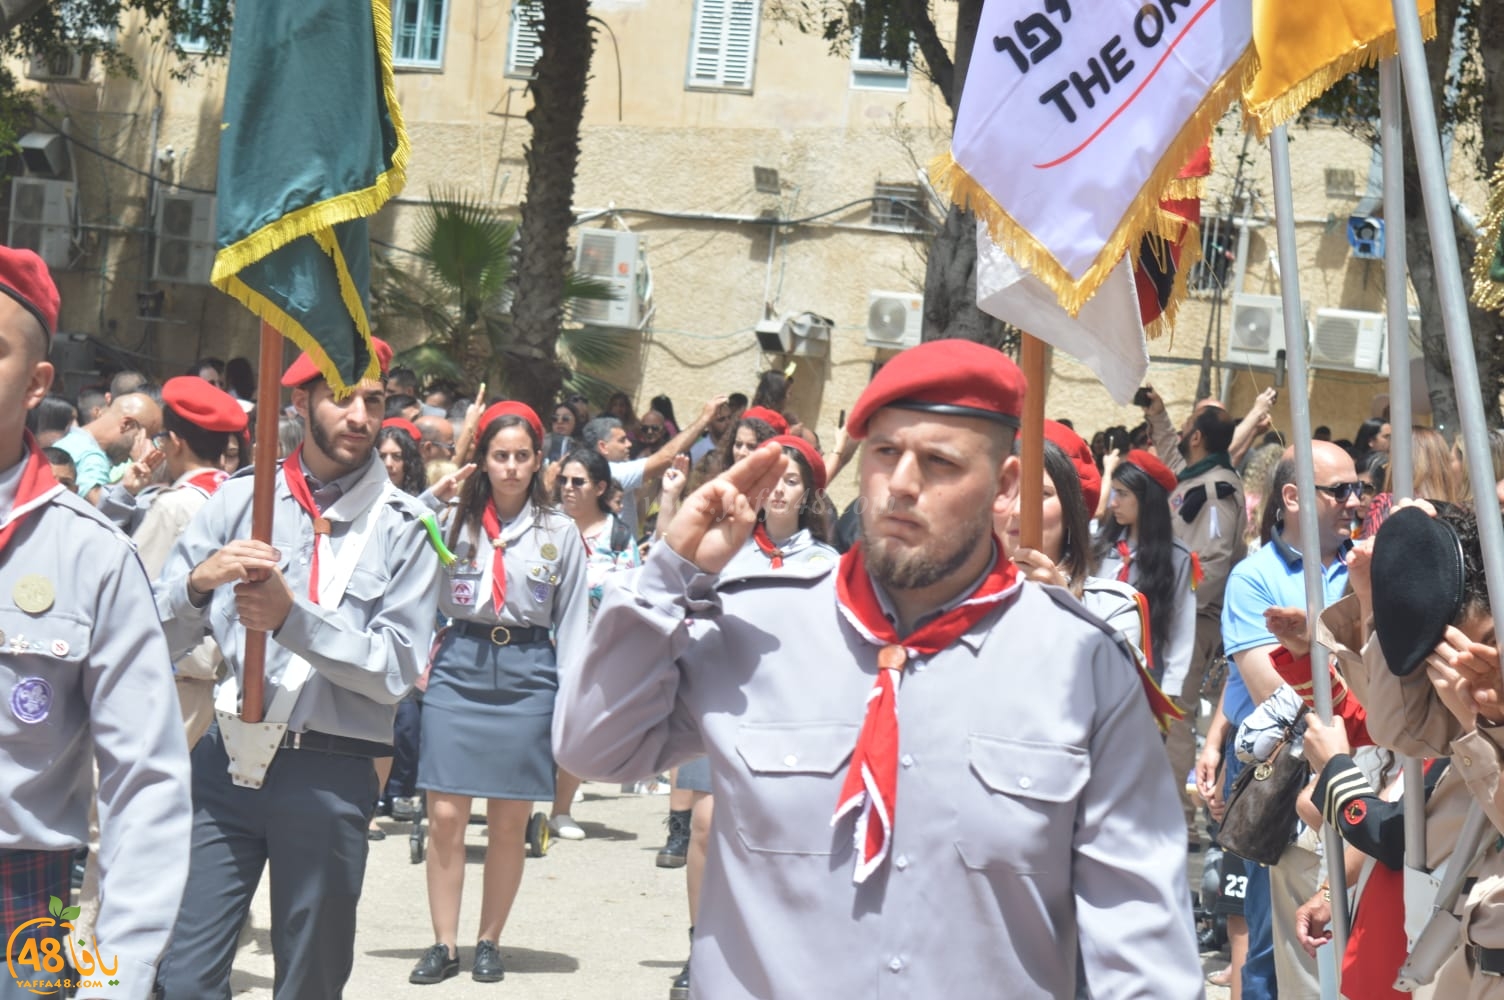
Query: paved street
225 784 1232 998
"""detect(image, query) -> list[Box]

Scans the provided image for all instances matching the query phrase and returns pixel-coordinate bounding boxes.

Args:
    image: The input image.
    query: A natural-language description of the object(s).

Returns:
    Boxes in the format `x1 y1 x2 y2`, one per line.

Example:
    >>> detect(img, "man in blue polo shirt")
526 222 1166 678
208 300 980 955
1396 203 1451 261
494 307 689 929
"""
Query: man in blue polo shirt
1210 440 1358 1000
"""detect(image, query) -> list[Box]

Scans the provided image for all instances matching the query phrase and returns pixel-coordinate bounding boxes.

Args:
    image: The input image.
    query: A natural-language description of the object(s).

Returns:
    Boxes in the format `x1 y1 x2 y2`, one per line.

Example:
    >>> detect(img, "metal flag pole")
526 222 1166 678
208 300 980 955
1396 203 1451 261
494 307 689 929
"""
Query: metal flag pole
1269 125 1351 966
1387 0 1504 988
1379 53 1427 898
239 318 283 723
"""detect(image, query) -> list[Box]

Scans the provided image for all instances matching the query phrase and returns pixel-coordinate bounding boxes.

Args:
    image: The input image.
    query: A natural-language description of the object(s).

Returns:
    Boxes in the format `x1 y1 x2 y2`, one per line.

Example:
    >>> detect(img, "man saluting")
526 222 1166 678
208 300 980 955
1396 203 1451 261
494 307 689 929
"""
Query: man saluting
555 340 1202 998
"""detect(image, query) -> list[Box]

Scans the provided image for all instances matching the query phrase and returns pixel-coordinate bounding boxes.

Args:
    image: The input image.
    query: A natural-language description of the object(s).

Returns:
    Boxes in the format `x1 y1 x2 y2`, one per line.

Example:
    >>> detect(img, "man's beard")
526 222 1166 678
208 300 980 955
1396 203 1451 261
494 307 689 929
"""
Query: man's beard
309 415 371 471
862 507 993 591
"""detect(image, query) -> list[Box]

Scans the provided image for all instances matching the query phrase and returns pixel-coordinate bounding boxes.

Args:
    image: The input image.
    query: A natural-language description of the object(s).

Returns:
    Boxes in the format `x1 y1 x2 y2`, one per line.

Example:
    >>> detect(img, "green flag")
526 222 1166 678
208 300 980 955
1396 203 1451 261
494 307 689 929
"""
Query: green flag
211 0 408 395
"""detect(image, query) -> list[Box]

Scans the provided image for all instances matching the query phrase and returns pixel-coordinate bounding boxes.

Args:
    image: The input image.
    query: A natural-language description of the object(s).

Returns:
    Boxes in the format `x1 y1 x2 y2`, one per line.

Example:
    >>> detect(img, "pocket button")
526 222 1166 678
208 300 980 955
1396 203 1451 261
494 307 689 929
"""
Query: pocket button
1018 776 1033 790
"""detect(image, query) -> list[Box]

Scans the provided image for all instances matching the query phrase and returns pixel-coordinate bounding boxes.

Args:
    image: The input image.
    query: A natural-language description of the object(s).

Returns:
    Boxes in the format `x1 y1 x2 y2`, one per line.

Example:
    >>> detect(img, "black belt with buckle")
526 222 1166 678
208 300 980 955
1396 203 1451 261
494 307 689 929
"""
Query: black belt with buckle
279 730 393 758
450 620 551 646
1472 945 1504 977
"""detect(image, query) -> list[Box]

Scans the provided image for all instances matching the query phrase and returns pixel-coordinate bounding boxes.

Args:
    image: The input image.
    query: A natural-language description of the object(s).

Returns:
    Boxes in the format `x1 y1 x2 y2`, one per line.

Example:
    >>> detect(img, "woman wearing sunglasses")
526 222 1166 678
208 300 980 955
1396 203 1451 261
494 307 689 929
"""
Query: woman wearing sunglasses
412 402 589 986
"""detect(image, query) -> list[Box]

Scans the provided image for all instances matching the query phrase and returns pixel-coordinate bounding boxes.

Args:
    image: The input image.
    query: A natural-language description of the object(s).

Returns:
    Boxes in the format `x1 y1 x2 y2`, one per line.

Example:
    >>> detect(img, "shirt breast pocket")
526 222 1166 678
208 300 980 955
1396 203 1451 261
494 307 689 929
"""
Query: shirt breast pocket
0 612 91 743
955 734 1088 875
730 721 857 856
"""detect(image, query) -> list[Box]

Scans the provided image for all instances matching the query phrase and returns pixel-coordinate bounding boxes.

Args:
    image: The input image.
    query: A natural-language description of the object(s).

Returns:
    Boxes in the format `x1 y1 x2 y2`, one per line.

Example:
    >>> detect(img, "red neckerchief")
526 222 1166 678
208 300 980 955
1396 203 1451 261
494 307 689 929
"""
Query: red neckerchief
183 468 228 497
752 521 784 569
1115 540 1133 582
283 446 333 603
0 433 63 554
831 539 1020 883
482 499 509 612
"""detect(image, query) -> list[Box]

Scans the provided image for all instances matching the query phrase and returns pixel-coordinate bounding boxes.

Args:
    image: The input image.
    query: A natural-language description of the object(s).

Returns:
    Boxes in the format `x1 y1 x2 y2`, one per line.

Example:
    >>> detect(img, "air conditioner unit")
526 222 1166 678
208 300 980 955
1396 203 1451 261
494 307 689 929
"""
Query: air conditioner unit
572 228 644 329
153 192 216 284
1378 310 1422 377
1226 293 1290 368
1310 308 1385 373
26 51 92 82
866 291 922 349
8 178 76 270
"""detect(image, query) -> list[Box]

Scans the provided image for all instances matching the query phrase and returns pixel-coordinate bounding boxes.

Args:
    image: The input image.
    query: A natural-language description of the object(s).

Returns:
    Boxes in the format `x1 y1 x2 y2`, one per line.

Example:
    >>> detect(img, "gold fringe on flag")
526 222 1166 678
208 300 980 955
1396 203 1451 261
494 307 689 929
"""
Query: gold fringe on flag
930 57 1247 319
1473 153 1504 313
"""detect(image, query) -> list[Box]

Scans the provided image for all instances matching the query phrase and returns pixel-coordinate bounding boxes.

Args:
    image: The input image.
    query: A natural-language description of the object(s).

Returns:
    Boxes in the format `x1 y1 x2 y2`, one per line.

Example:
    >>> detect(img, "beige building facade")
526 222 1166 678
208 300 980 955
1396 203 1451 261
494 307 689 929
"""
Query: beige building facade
5 0 1485 499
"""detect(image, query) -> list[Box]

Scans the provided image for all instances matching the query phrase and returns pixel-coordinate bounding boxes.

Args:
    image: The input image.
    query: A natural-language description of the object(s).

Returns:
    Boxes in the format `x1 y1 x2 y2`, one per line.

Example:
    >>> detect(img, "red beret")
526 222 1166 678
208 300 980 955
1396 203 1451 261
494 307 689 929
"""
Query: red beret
1123 449 1178 495
847 340 1025 439
771 434 827 493
162 376 249 433
0 246 59 337
382 417 420 441
741 406 788 435
281 337 394 388
479 400 544 444
1044 420 1101 514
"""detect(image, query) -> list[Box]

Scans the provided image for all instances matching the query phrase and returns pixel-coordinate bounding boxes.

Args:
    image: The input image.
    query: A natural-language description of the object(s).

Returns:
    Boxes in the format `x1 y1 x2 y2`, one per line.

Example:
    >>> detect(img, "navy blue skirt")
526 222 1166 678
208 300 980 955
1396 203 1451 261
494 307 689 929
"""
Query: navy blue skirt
418 627 557 800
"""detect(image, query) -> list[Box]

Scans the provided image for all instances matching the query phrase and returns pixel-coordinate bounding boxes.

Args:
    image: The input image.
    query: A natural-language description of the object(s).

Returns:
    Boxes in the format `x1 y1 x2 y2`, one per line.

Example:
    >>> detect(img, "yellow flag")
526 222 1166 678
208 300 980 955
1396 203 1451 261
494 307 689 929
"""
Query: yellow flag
1242 0 1436 138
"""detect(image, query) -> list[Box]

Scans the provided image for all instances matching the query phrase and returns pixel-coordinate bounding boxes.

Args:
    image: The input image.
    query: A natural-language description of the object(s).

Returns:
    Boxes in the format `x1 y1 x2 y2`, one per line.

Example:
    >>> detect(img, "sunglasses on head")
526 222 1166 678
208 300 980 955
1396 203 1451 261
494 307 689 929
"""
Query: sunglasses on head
1313 481 1367 502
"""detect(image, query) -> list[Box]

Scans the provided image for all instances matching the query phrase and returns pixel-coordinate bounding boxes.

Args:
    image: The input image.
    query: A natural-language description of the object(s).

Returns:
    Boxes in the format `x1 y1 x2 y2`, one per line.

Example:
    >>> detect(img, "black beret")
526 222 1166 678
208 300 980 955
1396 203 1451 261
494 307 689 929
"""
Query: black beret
1372 506 1465 676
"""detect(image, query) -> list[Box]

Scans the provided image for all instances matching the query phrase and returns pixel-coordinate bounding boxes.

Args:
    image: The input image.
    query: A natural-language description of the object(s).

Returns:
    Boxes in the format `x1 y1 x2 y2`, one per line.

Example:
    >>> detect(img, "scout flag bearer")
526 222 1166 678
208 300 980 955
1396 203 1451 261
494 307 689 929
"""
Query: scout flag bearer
0 245 192 1000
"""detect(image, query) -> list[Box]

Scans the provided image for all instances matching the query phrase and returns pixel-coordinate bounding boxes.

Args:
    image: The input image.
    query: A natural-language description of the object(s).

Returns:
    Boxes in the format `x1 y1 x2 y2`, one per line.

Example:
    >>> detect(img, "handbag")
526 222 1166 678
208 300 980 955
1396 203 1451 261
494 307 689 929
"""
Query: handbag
1217 716 1310 867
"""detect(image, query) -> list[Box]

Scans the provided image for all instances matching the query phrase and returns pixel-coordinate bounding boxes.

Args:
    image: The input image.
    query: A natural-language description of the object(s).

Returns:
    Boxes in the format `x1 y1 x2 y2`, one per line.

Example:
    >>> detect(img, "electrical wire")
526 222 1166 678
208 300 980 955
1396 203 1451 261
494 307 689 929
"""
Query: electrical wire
32 110 216 194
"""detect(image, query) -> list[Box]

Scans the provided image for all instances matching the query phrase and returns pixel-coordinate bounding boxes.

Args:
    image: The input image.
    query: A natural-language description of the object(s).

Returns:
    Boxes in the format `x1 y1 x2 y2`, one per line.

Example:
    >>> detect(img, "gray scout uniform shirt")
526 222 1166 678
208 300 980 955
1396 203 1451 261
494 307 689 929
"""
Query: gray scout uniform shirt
554 543 1203 1000
155 453 439 741
436 501 589 643
0 446 192 1000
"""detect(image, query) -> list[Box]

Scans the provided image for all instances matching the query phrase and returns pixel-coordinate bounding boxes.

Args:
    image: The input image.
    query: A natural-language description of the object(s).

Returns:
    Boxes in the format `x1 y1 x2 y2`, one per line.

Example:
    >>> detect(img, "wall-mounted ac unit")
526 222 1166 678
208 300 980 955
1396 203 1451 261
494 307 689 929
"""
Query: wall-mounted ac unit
1226 293 1289 368
153 192 216 284
27 51 92 82
572 228 644 329
866 291 922 349
1310 308 1384 373
1378 310 1421 377
8 178 76 270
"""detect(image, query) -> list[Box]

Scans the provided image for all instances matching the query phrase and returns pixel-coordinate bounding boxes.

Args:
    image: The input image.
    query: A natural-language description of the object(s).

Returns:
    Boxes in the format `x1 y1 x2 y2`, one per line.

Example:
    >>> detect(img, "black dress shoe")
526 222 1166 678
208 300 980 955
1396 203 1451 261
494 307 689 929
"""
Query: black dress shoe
409 943 459 985
473 939 505 982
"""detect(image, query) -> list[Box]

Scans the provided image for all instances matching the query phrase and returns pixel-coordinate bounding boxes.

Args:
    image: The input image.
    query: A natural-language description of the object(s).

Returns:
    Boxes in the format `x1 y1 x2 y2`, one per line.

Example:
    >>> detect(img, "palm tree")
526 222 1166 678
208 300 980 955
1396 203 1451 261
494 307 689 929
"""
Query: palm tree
372 188 625 403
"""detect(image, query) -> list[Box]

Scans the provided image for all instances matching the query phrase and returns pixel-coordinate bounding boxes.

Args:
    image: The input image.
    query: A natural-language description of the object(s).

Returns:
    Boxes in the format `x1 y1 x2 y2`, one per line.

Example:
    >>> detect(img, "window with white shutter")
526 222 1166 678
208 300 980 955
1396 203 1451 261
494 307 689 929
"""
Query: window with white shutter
506 0 543 79
686 0 759 93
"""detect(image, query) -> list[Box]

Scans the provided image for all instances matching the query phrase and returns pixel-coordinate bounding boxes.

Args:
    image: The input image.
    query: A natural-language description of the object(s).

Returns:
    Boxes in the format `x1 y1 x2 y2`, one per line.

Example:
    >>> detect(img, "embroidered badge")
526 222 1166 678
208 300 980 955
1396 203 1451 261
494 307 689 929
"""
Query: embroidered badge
451 580 476 606
529 580 551 603
1343 800 1368 827
10 676 52 724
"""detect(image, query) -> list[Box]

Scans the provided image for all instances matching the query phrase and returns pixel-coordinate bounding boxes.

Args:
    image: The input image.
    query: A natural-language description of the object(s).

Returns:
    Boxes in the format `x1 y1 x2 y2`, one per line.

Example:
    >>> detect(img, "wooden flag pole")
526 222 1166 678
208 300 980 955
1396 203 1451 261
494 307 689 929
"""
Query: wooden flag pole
1019 333 1046 552
239 319 283 723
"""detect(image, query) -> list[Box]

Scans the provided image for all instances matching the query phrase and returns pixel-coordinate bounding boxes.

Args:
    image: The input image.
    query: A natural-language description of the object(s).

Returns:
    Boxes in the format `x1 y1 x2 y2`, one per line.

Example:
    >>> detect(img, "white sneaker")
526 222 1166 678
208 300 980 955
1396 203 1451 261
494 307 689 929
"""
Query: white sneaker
549 814 585 840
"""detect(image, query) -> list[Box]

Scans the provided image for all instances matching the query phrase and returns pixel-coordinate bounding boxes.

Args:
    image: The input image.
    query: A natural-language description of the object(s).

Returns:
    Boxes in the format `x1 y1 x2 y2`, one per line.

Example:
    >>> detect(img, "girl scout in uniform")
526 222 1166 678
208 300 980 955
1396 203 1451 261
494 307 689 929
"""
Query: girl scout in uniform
412 401 588 986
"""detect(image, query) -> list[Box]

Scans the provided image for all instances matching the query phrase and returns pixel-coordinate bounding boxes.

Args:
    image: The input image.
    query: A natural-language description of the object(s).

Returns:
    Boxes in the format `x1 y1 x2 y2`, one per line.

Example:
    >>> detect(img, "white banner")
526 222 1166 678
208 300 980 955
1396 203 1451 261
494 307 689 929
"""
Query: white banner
944 0 1251 313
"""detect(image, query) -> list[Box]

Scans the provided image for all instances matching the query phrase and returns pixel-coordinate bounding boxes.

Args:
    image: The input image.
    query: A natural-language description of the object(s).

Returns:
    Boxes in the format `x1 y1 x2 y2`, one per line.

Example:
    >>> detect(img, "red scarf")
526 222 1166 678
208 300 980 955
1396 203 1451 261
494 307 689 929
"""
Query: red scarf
831 540 1020 883
182 467 228 497
482 499 509 612
0 433 62 554
1115 540 1133 582
752 522 784 569
283 446 334 603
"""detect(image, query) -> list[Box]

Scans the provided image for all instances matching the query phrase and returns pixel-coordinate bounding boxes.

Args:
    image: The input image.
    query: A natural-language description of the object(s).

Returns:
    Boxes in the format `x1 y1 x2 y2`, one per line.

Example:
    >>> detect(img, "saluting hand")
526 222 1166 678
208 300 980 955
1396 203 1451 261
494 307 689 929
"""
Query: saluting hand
665 441 786 575
1264 606 1310 658
431 463 476 504
235 567 296 633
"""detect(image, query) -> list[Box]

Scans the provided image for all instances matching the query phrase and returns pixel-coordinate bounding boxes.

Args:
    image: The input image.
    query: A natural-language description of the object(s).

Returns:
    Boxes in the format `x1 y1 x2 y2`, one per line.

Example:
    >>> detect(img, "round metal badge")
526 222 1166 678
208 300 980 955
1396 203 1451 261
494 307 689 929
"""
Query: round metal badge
10 676 53 724
13 575 55 614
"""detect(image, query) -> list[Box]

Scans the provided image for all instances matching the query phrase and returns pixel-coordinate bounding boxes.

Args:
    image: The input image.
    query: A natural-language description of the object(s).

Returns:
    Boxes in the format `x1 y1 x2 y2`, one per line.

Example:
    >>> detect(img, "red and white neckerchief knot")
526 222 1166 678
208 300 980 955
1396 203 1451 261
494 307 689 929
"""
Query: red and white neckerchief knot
831 644 907 883
1115 539 1133 582
831 540 1019 885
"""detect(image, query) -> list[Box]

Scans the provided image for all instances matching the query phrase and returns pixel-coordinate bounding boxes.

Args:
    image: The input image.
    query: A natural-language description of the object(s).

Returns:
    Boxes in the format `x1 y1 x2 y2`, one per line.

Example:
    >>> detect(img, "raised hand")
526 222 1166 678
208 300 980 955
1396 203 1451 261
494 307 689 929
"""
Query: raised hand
120 447 165 495
1264 606 1310 658
665 441 785 574
660 453 691 500
1428 625 1504 727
